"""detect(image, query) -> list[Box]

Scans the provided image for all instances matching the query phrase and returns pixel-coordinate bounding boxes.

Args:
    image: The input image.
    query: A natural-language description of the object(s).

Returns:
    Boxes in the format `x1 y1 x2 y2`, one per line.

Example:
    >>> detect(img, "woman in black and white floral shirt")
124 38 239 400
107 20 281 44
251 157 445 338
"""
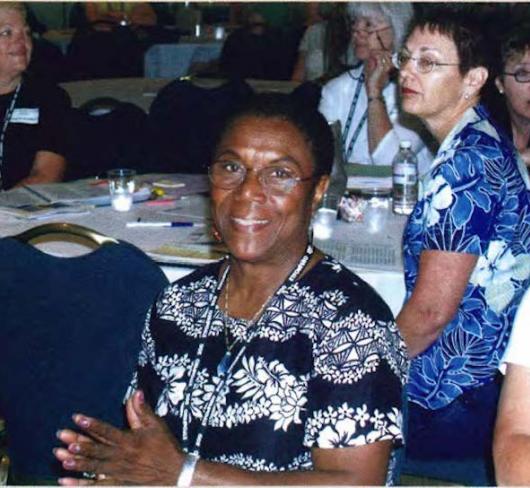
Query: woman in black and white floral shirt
54 94 408 486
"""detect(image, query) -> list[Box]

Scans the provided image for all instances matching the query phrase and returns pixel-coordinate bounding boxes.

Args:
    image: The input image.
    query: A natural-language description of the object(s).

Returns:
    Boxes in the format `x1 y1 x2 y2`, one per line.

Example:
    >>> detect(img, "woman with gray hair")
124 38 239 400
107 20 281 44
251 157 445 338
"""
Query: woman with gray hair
319 2 432 174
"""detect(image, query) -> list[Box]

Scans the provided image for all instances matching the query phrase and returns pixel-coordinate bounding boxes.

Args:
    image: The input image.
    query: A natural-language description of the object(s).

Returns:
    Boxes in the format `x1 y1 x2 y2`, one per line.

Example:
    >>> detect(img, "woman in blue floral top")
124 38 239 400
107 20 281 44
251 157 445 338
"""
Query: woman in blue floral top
394 8 530 486
54 94 408 486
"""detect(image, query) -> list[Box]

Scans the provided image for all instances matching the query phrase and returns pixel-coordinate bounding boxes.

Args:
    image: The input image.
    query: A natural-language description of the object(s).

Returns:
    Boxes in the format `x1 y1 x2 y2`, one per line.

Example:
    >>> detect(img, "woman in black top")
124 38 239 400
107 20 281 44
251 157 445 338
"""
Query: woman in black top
0 2 70 190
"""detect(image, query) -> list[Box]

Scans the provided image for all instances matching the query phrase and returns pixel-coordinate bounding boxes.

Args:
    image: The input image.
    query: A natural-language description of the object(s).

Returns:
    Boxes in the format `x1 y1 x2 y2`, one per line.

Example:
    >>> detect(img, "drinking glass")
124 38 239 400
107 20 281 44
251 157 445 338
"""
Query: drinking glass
107 169 136 212
362 188 390 234
312 194 339 240
0 455 9 485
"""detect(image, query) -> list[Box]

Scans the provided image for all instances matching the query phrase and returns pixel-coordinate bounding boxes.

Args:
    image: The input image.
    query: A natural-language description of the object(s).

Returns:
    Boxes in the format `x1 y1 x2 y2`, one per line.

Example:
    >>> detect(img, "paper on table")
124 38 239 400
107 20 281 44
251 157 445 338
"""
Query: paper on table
0 186 45 207
153 178 185 189
162 194 211 221
27 180 151 206
346 163 392 177
316 238 401 272
0 202 92 220
148 244 227 265
347 176 392 191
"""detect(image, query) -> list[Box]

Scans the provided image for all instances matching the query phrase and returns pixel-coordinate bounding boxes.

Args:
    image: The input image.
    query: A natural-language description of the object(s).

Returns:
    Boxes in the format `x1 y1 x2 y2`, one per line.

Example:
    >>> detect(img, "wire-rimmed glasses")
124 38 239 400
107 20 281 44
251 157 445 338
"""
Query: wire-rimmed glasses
208 162 317 194
351 24 392 37
392 51 460 74
503 67 530 83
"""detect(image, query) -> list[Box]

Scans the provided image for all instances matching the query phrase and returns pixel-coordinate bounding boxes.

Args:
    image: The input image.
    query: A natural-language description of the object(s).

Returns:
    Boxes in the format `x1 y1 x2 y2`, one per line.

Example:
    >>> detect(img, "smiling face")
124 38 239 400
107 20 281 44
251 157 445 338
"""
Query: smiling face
497 48 530 125
210 115 328 266
0 7 31 83
351 14 394 60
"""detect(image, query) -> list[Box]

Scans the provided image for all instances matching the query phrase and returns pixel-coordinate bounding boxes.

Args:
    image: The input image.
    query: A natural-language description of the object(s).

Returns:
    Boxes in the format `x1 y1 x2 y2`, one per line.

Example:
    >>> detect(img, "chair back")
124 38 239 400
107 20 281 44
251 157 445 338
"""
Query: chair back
146 78 254 174
65 98 149 180
0 224 168 483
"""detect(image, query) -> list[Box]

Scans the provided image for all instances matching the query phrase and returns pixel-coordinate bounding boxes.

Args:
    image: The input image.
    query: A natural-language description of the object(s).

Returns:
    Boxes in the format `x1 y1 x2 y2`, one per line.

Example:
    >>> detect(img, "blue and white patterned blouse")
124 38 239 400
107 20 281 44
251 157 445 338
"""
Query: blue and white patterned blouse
404 104 530 411
128 256 408 483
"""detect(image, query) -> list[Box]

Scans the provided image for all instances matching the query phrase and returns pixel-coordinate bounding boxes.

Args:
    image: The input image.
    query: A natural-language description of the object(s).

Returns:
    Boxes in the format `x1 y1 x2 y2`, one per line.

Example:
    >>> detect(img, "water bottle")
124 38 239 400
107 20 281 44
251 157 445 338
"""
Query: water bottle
392 140 418 215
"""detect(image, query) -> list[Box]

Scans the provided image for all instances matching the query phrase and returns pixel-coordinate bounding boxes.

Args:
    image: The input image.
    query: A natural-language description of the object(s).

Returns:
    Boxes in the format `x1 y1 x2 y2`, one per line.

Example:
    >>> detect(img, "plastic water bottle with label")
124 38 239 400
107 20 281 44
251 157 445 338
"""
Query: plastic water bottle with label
392 140 418 215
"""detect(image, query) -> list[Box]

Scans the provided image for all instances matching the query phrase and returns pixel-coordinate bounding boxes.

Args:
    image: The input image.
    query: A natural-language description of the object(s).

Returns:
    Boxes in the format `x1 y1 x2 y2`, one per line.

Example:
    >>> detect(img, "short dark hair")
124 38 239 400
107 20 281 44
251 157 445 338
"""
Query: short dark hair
499 22 530 69
213 93 334 176
406 6 490 76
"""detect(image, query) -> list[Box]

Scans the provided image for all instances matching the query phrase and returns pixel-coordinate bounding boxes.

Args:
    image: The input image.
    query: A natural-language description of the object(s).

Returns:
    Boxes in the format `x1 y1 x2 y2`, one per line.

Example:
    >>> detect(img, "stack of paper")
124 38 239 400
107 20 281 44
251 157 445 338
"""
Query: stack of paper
346 163 392 191
0 202 92 220
0 180 151 220
28 181 151 206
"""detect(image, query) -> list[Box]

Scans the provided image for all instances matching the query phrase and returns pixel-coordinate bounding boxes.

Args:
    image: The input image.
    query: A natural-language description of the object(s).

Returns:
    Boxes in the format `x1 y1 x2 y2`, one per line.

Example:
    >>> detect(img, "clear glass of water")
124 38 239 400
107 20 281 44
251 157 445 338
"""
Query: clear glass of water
107 169 136 212
0 455 9 485
361 188 390 234
312 194 338 240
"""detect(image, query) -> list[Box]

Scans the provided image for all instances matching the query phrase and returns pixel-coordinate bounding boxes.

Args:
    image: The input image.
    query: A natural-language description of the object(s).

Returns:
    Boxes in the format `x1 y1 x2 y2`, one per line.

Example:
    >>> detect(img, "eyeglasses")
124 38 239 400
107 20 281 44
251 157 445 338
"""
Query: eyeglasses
351 24 392 37
209 161 317 194
503 69 530 83
392 51 460 74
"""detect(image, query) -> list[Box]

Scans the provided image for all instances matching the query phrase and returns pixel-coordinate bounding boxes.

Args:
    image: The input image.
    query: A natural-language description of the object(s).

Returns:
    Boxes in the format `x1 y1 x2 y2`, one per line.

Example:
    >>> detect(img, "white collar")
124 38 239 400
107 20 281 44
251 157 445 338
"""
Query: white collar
346 62 364 81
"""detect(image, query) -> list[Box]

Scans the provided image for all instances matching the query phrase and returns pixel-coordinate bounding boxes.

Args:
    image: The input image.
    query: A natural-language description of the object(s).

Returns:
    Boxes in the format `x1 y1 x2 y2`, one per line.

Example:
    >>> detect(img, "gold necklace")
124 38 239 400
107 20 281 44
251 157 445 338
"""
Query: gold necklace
223 271 275 353
216 244 314 376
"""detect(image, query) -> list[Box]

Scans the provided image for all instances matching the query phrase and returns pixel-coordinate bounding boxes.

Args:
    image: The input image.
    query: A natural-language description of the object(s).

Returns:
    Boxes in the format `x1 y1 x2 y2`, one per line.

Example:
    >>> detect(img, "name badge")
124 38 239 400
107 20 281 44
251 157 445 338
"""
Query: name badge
10 108 39 124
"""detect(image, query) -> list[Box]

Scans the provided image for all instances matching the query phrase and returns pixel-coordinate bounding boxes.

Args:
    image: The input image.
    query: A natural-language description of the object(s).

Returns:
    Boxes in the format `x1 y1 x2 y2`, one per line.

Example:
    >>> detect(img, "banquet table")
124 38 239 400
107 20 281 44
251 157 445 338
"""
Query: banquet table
0 174 407 316
144 39 224 79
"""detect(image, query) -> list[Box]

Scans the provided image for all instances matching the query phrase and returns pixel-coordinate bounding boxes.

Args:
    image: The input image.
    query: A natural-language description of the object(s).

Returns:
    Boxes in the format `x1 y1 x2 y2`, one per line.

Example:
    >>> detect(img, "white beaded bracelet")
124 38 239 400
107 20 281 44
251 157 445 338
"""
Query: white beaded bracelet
176 453 200 487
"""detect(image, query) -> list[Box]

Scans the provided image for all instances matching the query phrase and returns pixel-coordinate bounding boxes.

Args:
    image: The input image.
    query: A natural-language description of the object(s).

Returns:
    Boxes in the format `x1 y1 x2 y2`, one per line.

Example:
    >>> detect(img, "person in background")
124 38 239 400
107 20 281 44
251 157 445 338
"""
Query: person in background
84 2 156 31
0 2 69 190
492 22 530 168
53 94 408 486
302 2 324 27
219 11 277 80
319 2 432 174
395 7 530 485
291 3 355 83
494 287 530 485
68 2 157 79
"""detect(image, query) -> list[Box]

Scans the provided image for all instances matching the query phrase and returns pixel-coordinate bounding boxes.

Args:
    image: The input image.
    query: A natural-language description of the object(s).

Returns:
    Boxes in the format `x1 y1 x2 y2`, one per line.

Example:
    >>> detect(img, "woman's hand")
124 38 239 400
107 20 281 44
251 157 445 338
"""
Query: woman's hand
364 49 393 98
54 390 184 486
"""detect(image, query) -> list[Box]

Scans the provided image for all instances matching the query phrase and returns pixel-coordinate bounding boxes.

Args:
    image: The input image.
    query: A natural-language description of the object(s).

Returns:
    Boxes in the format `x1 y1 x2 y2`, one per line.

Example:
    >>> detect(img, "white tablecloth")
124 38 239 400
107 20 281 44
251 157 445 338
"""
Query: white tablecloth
0 175 407 316
144 41 223 79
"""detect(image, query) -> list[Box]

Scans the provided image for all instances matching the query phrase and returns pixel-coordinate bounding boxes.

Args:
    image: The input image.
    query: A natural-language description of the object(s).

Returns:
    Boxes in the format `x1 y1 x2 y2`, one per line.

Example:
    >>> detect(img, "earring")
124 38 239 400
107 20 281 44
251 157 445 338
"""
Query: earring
464 93 470 100
212 225 223 242
498 88 504 94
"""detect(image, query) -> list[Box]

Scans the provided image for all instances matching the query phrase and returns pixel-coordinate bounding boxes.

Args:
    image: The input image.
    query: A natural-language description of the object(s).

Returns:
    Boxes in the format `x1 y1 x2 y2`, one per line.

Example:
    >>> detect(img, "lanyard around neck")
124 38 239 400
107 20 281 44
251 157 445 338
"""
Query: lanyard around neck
342 71 367 162
0 83 21 190
181 243 314 456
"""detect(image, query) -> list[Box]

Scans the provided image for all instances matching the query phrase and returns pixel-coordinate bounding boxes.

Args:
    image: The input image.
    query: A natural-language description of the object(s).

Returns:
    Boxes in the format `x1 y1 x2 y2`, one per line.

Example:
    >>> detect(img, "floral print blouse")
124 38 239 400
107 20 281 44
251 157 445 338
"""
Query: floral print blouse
128 256 408 483
404 104 530 411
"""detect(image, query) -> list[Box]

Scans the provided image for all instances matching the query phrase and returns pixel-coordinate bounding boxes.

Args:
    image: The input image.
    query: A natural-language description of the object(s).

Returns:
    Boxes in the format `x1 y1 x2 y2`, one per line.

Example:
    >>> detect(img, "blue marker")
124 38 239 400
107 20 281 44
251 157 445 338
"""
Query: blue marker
126 221 206 228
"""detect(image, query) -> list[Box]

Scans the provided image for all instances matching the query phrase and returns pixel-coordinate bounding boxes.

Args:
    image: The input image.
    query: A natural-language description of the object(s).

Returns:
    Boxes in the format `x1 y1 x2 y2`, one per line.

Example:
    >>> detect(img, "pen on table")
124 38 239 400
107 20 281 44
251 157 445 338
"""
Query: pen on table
126 221 206 228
